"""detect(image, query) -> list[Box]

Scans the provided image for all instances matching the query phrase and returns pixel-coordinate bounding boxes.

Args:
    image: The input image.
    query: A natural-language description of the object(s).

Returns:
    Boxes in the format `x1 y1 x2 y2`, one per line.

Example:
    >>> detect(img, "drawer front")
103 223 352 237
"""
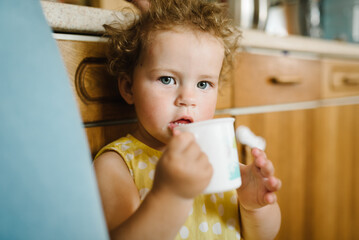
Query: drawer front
57 39 231 124
57 39 136 124
233 52 321 107
322 59 359 99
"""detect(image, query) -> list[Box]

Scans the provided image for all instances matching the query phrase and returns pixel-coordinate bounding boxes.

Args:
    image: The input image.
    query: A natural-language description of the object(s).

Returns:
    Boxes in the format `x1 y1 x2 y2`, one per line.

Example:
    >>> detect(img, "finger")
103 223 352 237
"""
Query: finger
259 158 275 177
264 192 277 204
264 176 282 192
251 148 266 158
182 141 204 160
253 153 274 176
198 152 213 175
169 132 196 153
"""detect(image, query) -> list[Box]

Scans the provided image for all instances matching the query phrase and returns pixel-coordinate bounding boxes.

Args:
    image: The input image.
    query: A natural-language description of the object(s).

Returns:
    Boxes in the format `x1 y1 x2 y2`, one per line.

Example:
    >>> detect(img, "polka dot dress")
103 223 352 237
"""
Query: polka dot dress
96 134 241 239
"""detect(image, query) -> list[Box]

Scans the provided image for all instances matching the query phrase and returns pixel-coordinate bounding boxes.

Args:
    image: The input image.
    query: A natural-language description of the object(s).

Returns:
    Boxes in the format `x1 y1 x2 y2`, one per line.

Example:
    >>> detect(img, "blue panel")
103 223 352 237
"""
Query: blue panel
322 0 359 42
0 0 109 239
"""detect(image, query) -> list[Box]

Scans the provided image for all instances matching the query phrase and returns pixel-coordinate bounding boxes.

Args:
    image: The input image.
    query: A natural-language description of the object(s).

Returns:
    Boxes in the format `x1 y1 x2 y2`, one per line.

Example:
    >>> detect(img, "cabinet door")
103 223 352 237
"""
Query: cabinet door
235 104 359 240
310 104 359 240
235 109 315 240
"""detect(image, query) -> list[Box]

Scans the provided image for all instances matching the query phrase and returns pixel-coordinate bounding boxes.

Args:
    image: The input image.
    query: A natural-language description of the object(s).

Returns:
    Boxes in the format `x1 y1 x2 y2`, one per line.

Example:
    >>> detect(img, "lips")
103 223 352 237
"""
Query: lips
168 116 193 130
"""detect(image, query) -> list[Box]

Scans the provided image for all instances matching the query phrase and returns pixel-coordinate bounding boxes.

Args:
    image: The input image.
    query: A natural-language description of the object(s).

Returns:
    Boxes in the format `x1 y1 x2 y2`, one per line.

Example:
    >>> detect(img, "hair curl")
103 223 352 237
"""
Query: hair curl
104 0 241 84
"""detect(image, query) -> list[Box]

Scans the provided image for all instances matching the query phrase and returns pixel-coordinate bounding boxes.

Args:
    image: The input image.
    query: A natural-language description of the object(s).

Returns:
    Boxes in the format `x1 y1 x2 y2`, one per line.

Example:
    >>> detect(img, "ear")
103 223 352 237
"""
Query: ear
118 74 134 104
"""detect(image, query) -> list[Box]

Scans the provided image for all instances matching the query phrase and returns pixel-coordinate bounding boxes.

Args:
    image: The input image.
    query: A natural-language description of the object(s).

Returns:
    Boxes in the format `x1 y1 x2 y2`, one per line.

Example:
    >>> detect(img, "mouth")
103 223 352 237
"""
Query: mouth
168 117 193 130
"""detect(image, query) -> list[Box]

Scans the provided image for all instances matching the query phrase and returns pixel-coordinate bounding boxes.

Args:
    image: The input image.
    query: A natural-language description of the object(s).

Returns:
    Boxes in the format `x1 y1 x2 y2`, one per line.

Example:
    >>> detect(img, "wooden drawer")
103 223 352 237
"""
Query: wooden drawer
322 58 359 99
233 52 321 107
57 39 136 124
57 39 231 124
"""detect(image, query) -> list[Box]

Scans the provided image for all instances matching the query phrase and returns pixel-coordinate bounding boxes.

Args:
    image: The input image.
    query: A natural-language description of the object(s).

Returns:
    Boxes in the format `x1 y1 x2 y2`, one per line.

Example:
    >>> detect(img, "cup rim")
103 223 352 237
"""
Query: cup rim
176 117 235 130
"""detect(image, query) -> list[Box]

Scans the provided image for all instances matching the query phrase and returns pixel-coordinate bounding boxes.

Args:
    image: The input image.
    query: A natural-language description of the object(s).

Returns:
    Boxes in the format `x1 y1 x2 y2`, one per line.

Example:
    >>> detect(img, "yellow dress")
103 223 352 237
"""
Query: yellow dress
96 134 241 239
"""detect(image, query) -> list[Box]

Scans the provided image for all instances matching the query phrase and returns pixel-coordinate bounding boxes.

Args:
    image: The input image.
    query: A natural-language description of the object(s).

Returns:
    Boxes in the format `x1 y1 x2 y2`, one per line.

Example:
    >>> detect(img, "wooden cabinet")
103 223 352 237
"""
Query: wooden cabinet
232 52 320 239
310 104 359 240
231 52 359 240
235 109 315 240
235 105 359 240
310 59 359 239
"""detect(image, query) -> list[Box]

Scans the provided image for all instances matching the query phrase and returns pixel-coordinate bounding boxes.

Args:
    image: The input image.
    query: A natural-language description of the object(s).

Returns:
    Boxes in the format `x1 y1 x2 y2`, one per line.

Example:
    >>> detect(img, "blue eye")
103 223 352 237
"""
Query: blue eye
197 81 209 89
159 76 175 85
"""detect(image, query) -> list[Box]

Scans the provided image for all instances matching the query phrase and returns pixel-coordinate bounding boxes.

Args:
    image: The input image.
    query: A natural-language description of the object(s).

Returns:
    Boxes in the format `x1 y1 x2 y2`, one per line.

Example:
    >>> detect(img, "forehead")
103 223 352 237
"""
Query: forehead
141 27 224 61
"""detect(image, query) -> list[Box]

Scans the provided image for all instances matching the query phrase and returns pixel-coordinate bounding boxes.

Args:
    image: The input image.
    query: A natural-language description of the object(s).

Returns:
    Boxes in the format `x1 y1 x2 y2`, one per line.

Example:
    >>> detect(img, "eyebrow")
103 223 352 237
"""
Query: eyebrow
198 74 219 80
150 69 218 80
149 68 181 77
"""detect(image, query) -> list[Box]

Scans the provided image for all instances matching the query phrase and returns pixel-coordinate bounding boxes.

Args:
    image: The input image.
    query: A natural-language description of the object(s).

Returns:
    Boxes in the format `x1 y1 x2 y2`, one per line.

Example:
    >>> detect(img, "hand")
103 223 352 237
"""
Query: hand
237 148 281 211
152 130 213 199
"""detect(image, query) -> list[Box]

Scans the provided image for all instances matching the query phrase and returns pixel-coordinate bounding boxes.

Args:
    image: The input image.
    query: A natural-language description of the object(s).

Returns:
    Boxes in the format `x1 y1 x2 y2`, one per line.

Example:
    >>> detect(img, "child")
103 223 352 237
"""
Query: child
94 0 282 239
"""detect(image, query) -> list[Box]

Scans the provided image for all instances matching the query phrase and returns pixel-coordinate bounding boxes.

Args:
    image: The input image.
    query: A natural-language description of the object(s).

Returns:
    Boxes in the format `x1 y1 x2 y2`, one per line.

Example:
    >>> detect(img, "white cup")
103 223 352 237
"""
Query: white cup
176 118 241 194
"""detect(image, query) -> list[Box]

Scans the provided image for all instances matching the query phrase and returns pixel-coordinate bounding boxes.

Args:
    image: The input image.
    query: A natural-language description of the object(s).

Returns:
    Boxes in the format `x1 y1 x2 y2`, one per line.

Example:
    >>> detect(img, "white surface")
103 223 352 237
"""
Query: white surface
41 1 129 34
215 96 359 116
241 29 359 59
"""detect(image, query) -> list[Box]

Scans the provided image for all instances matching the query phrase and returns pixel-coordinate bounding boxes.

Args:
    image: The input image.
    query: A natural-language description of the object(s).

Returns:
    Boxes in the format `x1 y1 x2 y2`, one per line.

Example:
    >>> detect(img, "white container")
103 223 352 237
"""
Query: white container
177 118 241 194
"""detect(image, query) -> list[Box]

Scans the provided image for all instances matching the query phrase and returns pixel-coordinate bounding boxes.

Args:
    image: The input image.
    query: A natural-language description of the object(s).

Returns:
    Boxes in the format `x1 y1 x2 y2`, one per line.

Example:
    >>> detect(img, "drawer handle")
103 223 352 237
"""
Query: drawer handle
343 77 359 86
270 76 302 85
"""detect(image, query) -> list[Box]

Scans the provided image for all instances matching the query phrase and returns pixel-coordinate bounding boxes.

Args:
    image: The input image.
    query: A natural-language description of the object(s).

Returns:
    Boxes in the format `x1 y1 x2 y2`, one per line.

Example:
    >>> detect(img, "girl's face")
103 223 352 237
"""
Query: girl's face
124 28 224 150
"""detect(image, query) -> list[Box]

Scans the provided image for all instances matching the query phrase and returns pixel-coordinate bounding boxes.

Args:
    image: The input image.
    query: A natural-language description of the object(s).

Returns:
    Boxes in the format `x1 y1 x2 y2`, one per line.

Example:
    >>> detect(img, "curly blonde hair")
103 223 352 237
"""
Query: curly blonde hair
104 0 241 84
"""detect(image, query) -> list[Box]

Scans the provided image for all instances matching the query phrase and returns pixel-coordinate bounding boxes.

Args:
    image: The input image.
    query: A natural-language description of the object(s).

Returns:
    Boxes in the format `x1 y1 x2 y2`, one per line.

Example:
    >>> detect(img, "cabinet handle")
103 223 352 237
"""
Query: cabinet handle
270 76 302 85
343 77 359 86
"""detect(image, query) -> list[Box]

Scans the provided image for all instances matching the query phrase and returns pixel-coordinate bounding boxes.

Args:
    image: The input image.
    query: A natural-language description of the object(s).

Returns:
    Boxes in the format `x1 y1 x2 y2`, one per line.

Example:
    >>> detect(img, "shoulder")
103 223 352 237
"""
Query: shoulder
93 151 131 183
93 136 137 190
94 135 134 159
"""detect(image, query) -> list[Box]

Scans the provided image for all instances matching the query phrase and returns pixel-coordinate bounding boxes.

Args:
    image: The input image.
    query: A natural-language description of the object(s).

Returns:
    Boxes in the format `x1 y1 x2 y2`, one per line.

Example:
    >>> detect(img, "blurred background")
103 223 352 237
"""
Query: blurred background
43 0 359 43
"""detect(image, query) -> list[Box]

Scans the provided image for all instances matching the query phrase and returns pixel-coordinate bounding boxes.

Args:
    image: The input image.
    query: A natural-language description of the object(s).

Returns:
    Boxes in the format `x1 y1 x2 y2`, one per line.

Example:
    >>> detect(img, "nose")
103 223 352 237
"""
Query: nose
175 86 196 107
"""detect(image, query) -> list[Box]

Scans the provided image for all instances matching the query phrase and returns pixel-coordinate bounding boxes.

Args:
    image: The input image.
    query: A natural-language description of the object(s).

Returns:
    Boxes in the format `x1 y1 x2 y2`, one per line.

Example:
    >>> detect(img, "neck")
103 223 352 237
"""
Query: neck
131 122 167 152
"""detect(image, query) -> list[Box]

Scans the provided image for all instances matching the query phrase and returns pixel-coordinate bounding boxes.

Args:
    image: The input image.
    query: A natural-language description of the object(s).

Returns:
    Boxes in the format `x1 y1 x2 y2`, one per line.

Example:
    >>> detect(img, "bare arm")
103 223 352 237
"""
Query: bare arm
237 148 282 240
94 132 212 240
109 185 193 239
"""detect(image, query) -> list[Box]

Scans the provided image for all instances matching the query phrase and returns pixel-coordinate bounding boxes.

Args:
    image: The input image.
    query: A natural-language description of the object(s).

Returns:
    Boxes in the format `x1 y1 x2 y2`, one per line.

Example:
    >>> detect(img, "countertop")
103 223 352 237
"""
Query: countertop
41 1 359 59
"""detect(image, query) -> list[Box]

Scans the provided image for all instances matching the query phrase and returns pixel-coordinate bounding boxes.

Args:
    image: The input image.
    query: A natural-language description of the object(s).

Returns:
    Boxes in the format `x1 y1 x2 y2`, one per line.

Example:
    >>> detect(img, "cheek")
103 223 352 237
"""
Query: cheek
203 104 216 119
199 93 218 120
134 90 171 119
